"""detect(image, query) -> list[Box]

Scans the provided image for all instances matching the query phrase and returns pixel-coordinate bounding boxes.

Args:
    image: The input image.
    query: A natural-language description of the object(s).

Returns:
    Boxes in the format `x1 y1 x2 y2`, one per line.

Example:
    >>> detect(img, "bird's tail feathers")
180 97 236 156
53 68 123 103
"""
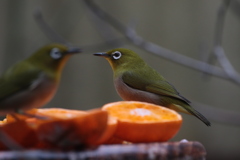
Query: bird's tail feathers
171 104 211 126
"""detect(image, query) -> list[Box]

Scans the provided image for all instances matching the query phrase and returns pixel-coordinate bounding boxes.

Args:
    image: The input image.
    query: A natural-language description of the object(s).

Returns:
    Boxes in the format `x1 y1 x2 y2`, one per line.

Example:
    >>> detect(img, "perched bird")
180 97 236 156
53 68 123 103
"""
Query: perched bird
94 48 211 126
0 43 80 115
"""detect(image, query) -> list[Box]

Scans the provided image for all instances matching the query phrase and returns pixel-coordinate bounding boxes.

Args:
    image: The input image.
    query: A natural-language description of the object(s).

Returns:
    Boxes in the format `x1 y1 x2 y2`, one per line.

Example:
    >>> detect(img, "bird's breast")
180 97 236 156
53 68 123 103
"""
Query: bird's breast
114 77 161 104
0 74 58 114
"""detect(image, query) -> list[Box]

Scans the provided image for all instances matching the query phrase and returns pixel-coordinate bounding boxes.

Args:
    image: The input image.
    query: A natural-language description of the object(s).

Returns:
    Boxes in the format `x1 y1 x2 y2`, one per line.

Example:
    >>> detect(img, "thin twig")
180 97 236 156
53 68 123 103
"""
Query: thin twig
89 12 125 48
33 8 71 45
34 7 126 53
229 0 240 19
213 46 240 83
83 0 240 84
211 0 240 83
81 37 127 53
214 0 230 46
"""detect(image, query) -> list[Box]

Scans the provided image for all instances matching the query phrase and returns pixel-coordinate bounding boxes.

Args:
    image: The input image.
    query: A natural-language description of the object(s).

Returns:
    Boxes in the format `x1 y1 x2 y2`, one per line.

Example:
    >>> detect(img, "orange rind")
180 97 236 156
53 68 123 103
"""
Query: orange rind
102 101 182 143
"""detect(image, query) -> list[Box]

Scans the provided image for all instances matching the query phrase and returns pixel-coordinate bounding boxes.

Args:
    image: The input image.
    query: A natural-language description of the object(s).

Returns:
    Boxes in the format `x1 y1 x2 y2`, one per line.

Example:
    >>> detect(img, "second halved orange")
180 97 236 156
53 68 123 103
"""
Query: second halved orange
102 101 182 143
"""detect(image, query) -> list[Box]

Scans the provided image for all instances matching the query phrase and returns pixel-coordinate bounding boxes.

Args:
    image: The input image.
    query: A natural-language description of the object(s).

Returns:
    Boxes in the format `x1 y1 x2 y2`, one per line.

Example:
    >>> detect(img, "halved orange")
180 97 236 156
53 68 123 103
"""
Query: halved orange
1 108 109 150
94 116 118 145
5 109 38 123
0 120 38 150
6 108 87 123
102 101 182 143
35 108 108 149
33 108 87 119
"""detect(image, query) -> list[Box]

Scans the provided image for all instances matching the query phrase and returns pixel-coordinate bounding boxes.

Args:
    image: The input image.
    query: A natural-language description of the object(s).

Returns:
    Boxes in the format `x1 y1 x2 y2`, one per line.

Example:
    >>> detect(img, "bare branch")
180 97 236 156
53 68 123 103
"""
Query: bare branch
33 8 71 45
89 13 125 48
201 0 240 83
213 46 240 83
81 37 126 53
34 7 127 53
214 0 230 46
83 0 240 84
210 0 240 83
229 0 240 18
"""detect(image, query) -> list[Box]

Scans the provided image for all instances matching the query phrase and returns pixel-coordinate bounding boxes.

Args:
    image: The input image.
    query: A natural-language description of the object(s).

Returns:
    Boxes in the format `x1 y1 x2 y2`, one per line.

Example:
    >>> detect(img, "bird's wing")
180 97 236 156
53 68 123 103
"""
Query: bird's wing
0 62 43 101
122 71 190 104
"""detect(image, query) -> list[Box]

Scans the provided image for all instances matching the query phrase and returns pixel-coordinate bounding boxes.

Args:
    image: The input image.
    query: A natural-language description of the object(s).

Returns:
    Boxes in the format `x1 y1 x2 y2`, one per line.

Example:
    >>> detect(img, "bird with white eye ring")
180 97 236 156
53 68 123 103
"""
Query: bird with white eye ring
94 48 211 126
0 43 80 150
0 43 80 116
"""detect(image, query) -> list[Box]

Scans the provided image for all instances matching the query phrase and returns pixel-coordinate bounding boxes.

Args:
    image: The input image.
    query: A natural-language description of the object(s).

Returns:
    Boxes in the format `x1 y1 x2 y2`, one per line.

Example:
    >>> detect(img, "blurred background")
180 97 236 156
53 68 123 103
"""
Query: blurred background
0 0 240 159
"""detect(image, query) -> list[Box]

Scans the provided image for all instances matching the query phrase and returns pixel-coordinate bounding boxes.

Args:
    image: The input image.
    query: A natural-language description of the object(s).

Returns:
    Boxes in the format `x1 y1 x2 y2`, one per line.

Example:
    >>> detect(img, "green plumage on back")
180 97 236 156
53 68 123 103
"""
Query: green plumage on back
122 71 189 103
0 62 42 101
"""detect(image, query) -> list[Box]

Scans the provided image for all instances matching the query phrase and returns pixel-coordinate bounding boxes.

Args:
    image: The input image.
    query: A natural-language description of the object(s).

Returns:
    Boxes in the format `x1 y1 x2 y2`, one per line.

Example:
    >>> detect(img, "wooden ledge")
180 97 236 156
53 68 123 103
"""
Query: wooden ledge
0 141 206 160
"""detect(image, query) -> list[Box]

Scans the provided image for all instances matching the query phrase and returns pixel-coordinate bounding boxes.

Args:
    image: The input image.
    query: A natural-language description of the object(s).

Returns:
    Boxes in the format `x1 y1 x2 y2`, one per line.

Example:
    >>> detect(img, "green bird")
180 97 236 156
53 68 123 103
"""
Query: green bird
94 48 211 126
0 43 80 115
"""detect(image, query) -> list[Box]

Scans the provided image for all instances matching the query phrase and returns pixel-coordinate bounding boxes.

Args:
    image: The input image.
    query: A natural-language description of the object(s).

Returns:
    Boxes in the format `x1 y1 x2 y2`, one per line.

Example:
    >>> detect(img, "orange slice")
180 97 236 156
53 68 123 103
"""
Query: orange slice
33 108 87 119
6 109 38 123
0 120 38 150
1 108 109 150
94 116 118 145
6 108 86 123
35 108 108 148
102 101 182 143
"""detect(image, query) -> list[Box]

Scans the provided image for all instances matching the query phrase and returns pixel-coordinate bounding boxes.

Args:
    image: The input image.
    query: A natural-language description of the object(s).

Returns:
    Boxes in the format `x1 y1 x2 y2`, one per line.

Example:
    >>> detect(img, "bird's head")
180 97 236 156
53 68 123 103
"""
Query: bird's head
94 48 145 72
27 43 81 71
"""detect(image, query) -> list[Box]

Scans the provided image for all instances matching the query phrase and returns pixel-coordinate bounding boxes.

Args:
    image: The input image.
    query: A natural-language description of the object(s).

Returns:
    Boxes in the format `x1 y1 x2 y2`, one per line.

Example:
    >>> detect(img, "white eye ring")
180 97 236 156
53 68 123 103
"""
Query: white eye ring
50 48 62 59
112 51 122 60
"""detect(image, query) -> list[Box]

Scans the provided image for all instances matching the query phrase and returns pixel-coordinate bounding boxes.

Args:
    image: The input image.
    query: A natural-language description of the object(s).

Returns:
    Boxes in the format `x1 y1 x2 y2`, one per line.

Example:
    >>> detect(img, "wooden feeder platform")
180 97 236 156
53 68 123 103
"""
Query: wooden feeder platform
0 141 206 160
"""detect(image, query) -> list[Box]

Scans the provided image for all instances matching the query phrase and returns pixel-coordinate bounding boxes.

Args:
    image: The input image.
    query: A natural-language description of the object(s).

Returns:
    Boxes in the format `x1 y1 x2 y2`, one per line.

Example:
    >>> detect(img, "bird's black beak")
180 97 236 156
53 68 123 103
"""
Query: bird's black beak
93 52 110 57
67 47 81 54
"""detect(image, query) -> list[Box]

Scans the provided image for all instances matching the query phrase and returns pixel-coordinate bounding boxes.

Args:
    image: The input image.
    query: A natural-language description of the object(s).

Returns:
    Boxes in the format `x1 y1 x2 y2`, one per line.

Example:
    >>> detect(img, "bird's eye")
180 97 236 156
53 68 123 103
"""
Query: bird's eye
112 51 122 60
50 48 62 59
